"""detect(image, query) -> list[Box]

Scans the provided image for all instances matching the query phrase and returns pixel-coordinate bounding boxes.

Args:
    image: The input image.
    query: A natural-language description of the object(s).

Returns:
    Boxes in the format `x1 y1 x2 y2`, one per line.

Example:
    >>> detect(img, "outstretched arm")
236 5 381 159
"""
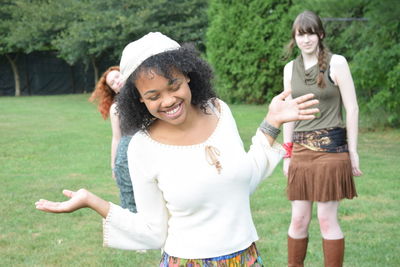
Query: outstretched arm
36 136 169 250
262 91 319 145
246 90 318 193
35 189 110 218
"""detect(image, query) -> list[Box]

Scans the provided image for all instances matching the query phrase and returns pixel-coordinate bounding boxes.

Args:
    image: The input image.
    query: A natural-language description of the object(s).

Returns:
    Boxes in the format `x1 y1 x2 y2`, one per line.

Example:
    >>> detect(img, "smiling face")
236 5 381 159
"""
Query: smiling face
295 29 320 55
106 70 123 93
135 69 193 127
291 11 325 57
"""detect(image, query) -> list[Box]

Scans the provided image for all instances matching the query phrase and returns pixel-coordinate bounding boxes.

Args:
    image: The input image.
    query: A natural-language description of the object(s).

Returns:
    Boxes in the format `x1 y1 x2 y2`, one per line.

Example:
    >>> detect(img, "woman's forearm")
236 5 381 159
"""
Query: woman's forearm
111 138 119 169
283 121 295 143
86 191 111 218
262 114 282 145
346 107 359 153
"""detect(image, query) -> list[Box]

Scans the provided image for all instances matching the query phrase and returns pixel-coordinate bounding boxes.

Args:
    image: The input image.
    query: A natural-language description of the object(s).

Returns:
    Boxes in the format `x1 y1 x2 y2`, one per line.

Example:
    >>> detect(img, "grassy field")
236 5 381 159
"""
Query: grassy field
0 94 399 266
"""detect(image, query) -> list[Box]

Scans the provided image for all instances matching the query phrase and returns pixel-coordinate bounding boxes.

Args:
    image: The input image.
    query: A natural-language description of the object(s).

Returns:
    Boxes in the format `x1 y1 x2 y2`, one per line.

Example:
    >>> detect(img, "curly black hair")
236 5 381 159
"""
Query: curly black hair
117 44 216 134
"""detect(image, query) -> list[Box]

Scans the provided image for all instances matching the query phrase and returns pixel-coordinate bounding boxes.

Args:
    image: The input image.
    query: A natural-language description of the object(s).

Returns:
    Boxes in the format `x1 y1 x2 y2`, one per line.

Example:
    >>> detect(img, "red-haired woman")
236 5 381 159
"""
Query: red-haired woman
89 66 137 212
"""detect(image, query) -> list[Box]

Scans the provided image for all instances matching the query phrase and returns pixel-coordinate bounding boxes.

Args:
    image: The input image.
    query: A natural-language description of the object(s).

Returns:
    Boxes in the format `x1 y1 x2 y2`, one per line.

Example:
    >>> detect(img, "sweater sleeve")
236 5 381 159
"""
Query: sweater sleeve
247 130 285 194
218 99 285 194
103 135 169 250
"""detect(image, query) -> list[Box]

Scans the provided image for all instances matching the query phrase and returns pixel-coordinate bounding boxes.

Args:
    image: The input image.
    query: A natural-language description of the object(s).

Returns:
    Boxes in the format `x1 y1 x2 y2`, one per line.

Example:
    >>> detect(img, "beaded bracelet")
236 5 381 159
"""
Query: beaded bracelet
259 120 281 139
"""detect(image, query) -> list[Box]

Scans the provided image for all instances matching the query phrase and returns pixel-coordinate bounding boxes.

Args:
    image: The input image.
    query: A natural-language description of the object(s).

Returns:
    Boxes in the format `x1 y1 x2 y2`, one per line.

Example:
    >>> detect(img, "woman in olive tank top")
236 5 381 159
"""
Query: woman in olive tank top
282 11 363 267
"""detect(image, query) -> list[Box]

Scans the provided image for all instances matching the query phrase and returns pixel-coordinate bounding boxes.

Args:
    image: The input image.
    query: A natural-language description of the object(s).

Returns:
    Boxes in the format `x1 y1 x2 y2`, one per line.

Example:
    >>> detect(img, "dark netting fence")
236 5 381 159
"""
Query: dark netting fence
0 52 112 96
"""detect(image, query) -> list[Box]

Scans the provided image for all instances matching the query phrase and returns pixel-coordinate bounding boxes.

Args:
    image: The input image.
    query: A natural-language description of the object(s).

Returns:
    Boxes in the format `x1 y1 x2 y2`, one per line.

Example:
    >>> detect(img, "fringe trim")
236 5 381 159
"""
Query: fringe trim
102 202 114 247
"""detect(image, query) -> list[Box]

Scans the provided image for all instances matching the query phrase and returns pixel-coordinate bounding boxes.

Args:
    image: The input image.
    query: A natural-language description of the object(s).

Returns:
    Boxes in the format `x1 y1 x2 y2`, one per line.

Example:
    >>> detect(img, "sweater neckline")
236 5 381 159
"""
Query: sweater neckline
139 100 224 149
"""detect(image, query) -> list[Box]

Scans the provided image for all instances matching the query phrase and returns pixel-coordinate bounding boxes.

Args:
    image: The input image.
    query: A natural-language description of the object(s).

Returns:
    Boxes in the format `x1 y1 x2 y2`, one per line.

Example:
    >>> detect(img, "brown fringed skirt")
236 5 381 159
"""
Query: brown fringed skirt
287 143 357 202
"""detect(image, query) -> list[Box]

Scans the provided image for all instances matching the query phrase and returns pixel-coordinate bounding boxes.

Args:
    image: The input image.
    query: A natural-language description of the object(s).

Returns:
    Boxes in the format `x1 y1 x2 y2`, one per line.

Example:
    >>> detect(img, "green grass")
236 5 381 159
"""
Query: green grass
0 94 399 266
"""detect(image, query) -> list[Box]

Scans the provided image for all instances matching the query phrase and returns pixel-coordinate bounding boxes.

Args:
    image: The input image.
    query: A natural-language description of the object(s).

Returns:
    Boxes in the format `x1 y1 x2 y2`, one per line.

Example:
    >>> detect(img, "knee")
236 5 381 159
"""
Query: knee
291 214 310 232
318 214 337 234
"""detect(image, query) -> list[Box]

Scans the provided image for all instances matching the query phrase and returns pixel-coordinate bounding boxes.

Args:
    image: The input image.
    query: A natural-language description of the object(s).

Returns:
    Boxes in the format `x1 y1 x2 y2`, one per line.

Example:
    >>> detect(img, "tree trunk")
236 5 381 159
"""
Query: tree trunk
5 53 21 96
91 57 98 87
70 65 76 93
25 54 31 95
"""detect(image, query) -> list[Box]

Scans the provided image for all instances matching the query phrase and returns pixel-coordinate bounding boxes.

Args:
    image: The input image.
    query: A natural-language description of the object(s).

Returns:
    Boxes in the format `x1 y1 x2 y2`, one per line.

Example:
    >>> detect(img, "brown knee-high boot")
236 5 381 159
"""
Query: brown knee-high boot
288 236 308 267
322 238 345 267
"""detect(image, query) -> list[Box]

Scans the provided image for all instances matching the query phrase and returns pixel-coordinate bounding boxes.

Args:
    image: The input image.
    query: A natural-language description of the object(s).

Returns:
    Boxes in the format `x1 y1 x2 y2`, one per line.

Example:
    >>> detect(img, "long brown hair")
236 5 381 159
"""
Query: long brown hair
89 66 120 119
286 10 329 88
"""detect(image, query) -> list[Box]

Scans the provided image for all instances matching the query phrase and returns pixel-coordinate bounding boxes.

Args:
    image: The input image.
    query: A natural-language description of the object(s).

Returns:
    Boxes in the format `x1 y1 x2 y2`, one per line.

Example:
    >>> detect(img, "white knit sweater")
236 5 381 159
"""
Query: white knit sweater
103 99 285 259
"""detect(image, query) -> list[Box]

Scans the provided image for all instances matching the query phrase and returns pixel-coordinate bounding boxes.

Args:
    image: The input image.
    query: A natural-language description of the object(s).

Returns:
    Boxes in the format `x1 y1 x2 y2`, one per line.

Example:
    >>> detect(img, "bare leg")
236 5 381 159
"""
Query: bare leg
317 201 343 239
288 200 313 238
317 201 344 267
287 200 312 267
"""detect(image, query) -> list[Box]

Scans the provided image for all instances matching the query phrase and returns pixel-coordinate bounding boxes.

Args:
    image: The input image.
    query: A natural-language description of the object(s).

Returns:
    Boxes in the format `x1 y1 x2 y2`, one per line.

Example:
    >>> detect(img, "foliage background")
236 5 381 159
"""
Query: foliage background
296 0 400 127
206 0 400 127
1 0 398 127
207 0 292 104
1 0 399 265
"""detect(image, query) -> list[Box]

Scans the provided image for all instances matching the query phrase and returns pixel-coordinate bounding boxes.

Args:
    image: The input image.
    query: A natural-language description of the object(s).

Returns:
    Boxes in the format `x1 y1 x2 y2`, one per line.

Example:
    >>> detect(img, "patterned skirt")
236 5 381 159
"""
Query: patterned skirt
114 135 136 212
159 242 263 267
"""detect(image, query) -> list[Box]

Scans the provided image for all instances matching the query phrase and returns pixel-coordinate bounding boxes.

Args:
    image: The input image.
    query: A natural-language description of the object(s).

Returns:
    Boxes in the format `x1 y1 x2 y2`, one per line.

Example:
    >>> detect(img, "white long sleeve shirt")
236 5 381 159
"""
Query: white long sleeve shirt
103 99 285 259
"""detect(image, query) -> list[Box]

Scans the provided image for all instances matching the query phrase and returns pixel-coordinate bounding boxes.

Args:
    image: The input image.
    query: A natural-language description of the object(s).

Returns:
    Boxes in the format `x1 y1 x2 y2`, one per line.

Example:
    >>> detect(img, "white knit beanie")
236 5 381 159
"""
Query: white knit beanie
119 32 181 83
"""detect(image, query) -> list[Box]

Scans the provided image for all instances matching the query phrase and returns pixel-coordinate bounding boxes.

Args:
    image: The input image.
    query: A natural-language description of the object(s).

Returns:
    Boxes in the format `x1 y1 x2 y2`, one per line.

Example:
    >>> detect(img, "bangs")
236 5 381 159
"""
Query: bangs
292 11 324 37
296 24 317 35
294 16 318 35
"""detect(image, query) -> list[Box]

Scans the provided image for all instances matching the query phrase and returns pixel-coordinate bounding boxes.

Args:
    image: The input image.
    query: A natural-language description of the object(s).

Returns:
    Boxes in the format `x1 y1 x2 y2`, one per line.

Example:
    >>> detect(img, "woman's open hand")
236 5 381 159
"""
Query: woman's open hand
266 90 319 126
35 189 90 213
349 151 363 176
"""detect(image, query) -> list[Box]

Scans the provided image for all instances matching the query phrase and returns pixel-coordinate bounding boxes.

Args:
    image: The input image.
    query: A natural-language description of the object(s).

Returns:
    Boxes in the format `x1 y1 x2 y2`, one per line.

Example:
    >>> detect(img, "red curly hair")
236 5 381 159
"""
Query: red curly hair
89 66 120 119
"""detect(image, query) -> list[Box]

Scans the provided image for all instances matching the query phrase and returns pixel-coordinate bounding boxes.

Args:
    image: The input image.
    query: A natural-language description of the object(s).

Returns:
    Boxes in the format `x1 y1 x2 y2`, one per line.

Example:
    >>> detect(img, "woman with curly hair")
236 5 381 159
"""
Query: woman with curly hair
282 11 362 267
89 66 137 213
36 32 319 265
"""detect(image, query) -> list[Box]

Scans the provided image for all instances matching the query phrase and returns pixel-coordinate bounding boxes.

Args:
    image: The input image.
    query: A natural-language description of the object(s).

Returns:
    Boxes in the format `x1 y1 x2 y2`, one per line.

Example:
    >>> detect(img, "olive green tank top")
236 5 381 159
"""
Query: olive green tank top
291 54 344 132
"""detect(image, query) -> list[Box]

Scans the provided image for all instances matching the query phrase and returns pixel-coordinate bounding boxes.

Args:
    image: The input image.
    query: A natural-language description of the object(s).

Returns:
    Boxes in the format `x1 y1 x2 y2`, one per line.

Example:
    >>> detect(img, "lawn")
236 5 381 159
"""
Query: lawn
0 94 399 266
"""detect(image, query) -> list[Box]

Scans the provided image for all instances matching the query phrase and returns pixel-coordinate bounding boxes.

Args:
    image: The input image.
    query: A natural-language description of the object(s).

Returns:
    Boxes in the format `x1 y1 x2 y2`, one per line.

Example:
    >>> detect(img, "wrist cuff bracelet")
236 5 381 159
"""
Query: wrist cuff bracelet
259 120 281 139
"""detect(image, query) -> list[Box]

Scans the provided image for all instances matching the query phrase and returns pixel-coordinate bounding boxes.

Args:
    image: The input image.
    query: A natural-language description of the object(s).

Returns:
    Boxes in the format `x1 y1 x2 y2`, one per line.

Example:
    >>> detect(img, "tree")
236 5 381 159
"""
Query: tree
143 0 209 52
4 0 81 96
2 0 210 95
0 1 21 96
52 0 150 84
350 0 400 126
7 0 79 53
52 0 209 84
207 0 292 104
